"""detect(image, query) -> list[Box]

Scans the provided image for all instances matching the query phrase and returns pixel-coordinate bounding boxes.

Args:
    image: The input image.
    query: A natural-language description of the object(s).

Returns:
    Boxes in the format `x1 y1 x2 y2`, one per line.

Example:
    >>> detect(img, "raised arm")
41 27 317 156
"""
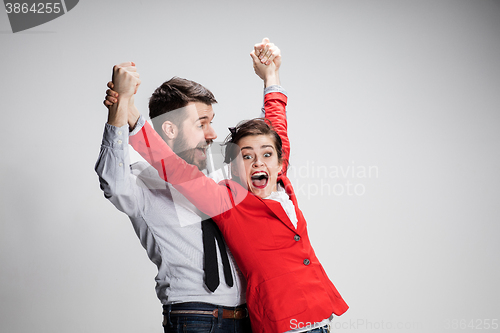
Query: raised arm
251 39 290 175
103 62 141 131
95 63 146 218
263 92 289 174
252 37 281 88
106 62 141 129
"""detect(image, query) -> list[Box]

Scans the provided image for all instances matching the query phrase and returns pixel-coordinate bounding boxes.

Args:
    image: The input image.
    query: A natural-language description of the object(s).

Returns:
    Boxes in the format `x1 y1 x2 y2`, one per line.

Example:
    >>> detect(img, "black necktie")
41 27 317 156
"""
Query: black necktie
201 218 234 292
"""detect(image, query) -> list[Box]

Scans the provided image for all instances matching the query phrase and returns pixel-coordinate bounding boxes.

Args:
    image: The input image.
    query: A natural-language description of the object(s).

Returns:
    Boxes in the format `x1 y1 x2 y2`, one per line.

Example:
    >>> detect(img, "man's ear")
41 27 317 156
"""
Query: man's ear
230 162 238 177
162 121 178 140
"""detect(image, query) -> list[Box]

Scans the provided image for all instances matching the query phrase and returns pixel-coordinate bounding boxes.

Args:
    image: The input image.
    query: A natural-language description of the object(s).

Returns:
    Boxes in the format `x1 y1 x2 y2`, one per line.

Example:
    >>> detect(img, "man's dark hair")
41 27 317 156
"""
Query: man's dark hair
149 77 217 134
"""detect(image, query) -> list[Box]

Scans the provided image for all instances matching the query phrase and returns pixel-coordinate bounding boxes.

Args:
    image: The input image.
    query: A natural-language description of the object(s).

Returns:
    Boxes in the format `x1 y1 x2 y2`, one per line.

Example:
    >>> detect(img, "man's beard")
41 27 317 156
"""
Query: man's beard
173 131 209 171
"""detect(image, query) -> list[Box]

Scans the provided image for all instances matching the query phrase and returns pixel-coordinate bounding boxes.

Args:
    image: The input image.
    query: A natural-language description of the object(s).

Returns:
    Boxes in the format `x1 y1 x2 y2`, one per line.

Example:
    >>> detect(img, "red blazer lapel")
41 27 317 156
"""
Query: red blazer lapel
260 197 298 233
279 176 307 232
256 176 301 233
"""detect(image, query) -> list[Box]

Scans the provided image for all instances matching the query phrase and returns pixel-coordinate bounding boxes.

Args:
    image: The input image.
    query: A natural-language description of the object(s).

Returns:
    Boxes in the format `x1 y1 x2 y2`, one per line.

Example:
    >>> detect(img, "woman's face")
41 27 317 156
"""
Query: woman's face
233 134 282 199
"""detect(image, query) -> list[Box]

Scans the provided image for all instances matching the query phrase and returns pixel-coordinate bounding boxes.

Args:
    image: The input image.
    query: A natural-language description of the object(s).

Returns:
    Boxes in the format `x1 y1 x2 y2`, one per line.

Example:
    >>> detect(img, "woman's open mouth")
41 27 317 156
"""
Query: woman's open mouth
251 171 268 189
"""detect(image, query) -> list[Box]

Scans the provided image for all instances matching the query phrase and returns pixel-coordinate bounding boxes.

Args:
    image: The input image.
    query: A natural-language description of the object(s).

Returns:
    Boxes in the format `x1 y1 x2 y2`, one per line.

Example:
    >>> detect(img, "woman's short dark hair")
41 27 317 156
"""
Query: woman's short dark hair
149 77 217 131
223 118 287 169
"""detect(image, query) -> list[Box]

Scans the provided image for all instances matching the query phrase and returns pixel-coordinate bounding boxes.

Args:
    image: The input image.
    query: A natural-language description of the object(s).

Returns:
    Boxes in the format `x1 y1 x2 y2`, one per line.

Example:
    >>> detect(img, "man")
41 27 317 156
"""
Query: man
95 39 284 332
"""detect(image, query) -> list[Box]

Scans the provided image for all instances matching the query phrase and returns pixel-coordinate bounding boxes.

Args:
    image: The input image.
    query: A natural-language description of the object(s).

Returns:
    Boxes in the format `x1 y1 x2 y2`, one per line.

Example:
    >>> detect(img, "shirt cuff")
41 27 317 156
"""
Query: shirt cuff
101 123 129 150
264 85 287 97
129 115 146 136
261 85 287 118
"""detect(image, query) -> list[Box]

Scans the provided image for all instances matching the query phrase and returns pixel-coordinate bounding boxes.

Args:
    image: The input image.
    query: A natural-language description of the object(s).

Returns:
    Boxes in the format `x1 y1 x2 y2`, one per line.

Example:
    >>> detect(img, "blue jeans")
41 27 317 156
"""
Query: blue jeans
163 303 252 333
303 325 330 333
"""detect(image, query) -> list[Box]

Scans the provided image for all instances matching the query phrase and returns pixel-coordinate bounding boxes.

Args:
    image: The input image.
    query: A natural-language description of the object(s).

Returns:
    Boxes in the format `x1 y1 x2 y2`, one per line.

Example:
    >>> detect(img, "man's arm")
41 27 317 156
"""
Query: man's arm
95 63 146 218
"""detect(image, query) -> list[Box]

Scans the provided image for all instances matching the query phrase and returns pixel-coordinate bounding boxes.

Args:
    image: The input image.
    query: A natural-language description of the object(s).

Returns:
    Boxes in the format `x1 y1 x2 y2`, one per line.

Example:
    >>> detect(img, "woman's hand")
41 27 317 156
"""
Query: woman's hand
251 38 281 87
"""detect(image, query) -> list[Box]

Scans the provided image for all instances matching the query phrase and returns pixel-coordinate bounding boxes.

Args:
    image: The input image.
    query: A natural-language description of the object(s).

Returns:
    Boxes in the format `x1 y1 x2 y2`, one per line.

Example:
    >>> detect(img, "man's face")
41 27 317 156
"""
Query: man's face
173 102 217 171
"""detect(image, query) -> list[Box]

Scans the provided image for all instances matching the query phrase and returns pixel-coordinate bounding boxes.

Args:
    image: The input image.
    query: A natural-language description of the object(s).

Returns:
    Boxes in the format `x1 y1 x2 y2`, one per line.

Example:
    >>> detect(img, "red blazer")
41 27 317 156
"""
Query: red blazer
130 93 348 333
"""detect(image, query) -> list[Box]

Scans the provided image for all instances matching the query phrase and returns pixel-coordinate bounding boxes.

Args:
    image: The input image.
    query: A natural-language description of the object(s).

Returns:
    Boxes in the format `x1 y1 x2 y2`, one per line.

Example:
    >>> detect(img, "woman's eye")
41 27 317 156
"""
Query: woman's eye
264 152 272 157
243 155 252 160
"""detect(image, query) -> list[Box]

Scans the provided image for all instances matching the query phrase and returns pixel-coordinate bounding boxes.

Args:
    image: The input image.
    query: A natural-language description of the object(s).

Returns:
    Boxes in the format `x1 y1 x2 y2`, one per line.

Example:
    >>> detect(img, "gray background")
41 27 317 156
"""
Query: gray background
1 1 499 332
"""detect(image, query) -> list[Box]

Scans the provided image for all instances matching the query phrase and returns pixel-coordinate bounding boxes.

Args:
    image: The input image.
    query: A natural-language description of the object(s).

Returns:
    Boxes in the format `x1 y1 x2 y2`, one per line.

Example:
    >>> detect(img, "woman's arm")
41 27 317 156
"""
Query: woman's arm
250 43 290 175
129 121 244 218
263 92 289 174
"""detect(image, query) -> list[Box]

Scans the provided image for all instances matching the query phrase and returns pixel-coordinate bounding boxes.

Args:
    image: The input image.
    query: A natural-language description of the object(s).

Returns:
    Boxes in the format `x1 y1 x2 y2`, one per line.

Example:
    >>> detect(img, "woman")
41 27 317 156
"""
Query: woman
127 78 348 332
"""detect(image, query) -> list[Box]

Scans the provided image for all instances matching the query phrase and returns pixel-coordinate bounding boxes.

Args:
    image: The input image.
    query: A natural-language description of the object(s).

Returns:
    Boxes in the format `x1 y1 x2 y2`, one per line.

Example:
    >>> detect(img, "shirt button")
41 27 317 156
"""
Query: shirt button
117 140 122 145
119 162 123 167
294 235 300 241
303 259 310 266
118 131 122 135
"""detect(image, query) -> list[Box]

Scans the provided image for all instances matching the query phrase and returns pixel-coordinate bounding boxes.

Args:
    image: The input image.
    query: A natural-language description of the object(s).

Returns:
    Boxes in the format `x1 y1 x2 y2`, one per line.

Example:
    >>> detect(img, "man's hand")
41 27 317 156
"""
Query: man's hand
251 38 281 87
106 62 141 128
112 62 141 98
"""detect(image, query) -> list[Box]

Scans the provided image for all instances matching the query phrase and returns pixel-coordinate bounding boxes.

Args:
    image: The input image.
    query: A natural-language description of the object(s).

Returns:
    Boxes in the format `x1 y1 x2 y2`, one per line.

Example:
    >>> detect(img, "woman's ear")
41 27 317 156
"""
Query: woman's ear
277 159 284 175
162 121 178 140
